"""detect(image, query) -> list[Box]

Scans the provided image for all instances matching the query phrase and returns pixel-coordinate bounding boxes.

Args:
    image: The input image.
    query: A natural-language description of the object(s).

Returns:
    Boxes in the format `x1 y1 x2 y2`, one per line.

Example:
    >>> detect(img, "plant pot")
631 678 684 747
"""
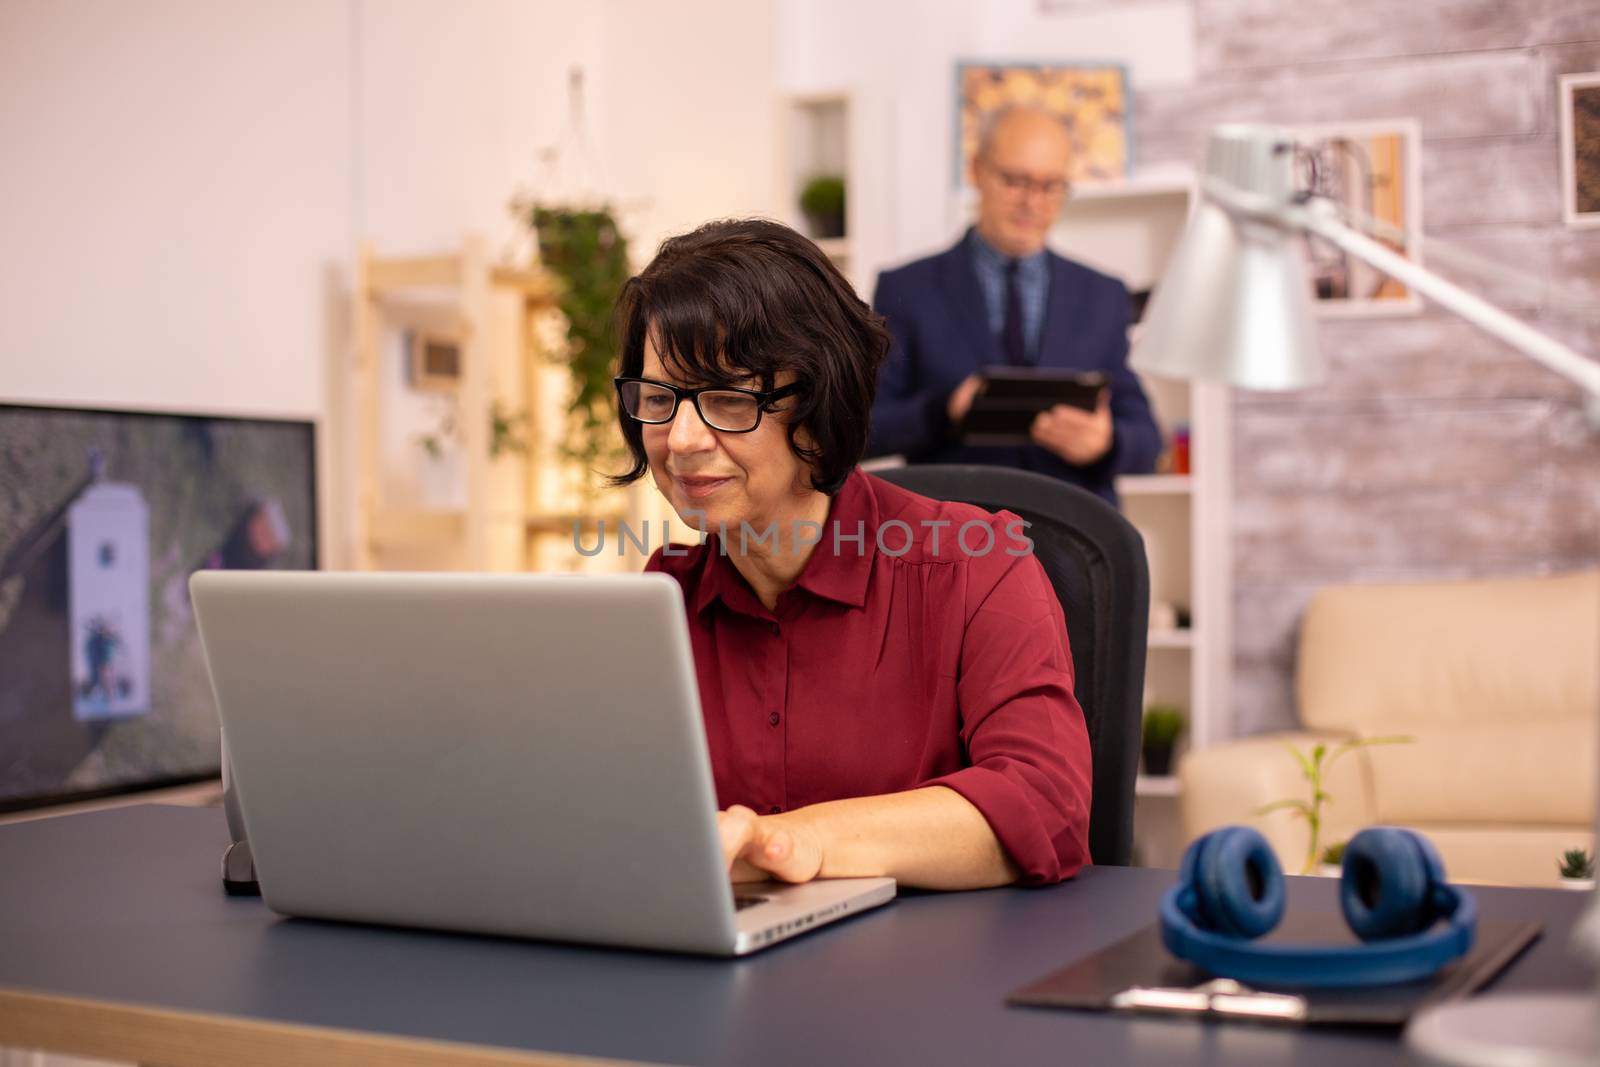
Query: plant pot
804 209 845 240
416 444 467 511
1142 743 1174 777
1559 877 1595 892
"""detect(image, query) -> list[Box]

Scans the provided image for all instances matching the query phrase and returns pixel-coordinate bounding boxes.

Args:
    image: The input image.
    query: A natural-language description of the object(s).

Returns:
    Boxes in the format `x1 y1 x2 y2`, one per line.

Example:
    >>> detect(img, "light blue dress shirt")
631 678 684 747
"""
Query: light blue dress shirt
966 228 1049 364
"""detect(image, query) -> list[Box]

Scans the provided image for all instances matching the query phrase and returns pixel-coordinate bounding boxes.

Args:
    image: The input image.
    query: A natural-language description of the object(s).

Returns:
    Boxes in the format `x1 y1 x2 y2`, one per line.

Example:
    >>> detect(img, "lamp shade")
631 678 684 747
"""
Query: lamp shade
1130 125 1324 391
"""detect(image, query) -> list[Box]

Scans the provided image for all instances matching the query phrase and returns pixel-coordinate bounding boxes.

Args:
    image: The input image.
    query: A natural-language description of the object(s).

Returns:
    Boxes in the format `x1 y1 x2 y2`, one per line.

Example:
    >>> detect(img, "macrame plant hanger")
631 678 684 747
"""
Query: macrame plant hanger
504 68 615 266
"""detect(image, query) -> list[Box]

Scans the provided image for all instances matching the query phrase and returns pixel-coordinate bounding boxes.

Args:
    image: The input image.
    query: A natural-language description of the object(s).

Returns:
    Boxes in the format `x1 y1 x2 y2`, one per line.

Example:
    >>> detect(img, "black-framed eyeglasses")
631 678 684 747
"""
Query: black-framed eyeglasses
982 161 1071 199
614 376 803 434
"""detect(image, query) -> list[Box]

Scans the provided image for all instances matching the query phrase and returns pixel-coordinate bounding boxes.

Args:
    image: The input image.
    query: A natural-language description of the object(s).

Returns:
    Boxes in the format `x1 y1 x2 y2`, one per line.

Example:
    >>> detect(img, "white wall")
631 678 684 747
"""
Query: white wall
0 0 777 422
356 0 608 256
0 0 351 418
602 0 779 257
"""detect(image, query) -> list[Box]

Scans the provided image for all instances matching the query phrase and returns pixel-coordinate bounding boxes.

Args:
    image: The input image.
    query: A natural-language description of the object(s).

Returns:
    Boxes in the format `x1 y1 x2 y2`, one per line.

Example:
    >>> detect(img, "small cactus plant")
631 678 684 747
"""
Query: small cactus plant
1558 848 1595 880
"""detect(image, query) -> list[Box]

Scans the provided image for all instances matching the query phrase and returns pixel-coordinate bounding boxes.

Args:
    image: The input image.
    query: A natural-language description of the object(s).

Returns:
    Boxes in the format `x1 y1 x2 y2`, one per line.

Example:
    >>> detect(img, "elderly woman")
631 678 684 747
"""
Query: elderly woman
611 218 1090 890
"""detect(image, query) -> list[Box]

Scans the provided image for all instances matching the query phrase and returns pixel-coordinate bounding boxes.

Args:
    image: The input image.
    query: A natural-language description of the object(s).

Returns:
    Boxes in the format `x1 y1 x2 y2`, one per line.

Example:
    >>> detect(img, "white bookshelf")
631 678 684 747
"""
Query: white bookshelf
1135 774 1183 799
1068 165 1197 202
812 236 850 261
778 93 856 285
1117 473 1192 497
1147 629 1196 650
1053 169 1234 813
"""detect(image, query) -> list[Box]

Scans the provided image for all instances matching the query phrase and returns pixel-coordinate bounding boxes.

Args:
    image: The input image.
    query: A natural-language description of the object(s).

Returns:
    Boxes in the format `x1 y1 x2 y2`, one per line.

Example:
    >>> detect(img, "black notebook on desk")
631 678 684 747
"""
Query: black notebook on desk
957 367 1107 446
1008 913 1540 1028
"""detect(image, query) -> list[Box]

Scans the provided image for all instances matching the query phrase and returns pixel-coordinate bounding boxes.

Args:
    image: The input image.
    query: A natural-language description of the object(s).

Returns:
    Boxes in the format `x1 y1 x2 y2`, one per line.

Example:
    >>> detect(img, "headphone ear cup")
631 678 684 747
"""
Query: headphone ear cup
1188 826 1286 939
1340 827 1445 941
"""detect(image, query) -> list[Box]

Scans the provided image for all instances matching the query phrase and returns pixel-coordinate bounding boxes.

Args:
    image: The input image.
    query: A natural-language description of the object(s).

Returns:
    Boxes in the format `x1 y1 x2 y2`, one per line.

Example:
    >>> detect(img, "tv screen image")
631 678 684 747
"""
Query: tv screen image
0 403 317 812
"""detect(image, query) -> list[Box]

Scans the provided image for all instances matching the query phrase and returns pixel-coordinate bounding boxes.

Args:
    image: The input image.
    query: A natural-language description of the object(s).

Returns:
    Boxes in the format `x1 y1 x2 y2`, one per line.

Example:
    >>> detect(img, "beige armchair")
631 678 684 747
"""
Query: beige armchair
1181 569 1599 886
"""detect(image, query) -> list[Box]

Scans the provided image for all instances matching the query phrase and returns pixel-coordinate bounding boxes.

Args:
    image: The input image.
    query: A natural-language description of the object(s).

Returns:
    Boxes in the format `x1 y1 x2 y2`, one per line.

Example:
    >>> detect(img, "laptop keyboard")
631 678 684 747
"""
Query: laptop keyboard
733 894 771 911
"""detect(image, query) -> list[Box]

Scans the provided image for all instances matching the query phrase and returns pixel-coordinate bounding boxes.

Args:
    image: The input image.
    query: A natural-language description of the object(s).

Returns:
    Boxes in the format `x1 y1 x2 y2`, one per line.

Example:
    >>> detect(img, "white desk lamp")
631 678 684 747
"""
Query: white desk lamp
1130 124 1600 1066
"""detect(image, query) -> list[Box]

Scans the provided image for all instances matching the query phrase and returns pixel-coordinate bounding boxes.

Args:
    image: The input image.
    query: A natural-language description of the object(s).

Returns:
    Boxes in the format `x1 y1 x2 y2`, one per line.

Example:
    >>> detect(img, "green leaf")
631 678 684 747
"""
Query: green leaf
1283 743 1316 782
1326 734 1413 770
1255 799 1312 819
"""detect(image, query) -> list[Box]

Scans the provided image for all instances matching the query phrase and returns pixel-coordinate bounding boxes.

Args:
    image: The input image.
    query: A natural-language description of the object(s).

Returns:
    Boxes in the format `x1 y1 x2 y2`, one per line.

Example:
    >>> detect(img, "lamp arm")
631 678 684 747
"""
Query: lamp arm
1197 176 1600 404
1344 204 1595 314
1292 200 1600 402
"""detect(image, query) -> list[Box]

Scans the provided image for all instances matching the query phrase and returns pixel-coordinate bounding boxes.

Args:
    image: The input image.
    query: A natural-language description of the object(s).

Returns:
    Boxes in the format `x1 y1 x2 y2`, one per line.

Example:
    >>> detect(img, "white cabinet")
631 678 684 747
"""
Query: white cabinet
1053 169 1233 801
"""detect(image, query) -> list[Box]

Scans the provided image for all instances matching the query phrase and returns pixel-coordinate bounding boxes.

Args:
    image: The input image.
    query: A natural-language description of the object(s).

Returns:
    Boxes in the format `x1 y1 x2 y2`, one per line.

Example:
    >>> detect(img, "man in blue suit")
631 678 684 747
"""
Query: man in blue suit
867 106 1162 505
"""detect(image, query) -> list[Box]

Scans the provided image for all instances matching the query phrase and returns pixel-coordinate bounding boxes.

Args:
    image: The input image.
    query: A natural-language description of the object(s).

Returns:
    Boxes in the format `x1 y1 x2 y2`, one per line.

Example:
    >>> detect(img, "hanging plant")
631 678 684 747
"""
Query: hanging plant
528 205 632 472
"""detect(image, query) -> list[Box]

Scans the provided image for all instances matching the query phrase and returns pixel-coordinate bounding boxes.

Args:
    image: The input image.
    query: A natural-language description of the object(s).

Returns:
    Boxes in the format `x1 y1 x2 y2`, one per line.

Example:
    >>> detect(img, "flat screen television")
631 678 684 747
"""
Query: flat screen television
0 402 318 813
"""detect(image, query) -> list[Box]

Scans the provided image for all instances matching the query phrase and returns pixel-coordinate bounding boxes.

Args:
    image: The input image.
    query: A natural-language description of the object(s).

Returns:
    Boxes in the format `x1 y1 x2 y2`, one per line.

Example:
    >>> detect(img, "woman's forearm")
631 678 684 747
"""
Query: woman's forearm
776 785 1021 890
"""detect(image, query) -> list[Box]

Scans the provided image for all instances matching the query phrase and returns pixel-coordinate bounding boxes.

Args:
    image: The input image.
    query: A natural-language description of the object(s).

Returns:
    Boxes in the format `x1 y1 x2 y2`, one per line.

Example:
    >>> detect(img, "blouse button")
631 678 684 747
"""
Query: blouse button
768 712 781 726
769 805 782 815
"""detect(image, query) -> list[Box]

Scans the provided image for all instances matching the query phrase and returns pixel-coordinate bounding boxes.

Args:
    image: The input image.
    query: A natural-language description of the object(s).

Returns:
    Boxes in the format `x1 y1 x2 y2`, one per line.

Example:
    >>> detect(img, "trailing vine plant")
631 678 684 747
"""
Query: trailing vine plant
528 205 632 473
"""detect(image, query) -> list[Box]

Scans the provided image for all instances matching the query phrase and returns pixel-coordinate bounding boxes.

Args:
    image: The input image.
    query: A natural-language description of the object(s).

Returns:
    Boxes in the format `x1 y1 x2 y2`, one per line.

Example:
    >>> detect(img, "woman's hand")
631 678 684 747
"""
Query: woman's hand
717 805 823 883
716 788 1021 889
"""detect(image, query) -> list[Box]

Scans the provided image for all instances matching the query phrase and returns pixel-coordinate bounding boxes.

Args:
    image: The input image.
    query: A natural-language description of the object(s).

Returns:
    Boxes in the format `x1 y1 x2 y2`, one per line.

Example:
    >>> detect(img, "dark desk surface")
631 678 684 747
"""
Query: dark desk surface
0 805 1592 1067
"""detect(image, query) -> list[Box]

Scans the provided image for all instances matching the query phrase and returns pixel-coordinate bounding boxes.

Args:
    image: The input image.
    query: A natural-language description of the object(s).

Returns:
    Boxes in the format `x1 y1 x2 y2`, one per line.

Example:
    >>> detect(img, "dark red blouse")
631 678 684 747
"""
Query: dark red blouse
645 469 1092 883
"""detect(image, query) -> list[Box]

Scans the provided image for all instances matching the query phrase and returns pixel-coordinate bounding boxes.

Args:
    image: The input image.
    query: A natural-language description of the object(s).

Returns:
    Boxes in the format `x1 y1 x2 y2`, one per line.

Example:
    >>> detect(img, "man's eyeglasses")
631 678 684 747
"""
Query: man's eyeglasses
614 377 802 433
983 163 1071 199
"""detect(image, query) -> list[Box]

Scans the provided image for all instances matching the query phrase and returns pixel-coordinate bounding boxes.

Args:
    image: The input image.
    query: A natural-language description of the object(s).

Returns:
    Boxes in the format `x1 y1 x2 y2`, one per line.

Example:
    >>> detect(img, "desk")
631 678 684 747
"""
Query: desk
0 806 1591 1067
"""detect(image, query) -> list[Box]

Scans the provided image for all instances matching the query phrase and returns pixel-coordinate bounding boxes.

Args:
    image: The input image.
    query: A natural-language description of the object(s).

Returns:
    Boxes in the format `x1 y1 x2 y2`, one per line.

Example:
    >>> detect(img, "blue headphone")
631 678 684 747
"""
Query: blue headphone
1160 825 1477 989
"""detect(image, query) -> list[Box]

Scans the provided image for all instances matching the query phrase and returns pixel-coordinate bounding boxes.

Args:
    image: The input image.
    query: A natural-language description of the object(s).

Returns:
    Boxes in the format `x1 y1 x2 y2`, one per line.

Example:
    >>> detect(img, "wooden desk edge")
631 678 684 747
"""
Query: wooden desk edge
0 986 648 1067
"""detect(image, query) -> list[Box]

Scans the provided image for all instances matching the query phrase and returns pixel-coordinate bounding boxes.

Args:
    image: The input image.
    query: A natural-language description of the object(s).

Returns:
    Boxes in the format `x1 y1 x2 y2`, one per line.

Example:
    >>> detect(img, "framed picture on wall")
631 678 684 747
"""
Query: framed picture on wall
954 61 1131 192
1292 118 1424 317
1561 72 1600 228
385 300 466 394
406 329 463 392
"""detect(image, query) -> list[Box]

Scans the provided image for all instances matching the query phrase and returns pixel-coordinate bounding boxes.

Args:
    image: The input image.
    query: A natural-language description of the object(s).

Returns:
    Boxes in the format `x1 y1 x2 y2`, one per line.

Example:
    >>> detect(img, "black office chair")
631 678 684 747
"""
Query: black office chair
873 464 1149 866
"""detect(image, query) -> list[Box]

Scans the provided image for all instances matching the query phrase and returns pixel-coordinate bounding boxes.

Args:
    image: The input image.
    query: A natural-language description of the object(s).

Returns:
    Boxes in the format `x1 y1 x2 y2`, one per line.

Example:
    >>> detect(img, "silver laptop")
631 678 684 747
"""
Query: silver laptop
190 570 894 955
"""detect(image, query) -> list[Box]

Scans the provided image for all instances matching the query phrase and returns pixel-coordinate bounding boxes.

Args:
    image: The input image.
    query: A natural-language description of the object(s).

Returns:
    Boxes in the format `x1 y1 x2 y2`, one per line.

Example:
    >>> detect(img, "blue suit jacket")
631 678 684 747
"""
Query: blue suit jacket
868 236 1162 503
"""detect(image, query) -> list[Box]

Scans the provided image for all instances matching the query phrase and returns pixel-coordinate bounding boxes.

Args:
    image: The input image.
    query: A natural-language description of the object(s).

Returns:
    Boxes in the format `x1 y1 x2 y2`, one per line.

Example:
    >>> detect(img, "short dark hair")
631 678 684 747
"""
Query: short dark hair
610 218 889 495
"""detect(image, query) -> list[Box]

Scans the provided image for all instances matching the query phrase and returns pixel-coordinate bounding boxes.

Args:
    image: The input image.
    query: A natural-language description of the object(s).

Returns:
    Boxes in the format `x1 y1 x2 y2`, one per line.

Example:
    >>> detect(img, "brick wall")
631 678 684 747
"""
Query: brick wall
1135 0 1600 733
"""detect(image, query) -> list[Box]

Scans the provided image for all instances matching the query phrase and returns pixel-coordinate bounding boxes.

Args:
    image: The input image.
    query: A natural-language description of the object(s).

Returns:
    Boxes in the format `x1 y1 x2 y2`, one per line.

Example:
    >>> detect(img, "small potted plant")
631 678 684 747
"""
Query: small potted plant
1256 735 1412 875
1141 705 1185 777
799 175 846 239
1558 848 1595 890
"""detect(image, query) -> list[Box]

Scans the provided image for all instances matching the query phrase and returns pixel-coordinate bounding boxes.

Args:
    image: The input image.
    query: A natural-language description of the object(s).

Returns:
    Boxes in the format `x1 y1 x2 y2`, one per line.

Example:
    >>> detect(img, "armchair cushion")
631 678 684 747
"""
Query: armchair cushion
1297 570 1599 733
1365 719 1596 826
1402 825 1596 887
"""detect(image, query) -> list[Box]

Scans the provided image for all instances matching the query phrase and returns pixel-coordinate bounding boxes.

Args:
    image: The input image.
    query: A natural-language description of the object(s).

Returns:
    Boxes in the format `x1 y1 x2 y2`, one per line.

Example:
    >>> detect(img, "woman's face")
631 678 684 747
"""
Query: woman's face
640 337 814 537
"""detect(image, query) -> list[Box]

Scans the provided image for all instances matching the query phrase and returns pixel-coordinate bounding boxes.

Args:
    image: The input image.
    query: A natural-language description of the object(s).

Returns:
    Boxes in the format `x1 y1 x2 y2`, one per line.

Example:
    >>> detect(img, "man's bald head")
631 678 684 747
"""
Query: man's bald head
976 105 1072 166
970 105 1074 258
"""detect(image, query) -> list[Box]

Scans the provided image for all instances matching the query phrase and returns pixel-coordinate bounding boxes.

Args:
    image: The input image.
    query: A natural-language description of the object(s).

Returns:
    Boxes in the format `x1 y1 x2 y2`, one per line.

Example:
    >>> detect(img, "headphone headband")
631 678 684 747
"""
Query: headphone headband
1160 826 1477 989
